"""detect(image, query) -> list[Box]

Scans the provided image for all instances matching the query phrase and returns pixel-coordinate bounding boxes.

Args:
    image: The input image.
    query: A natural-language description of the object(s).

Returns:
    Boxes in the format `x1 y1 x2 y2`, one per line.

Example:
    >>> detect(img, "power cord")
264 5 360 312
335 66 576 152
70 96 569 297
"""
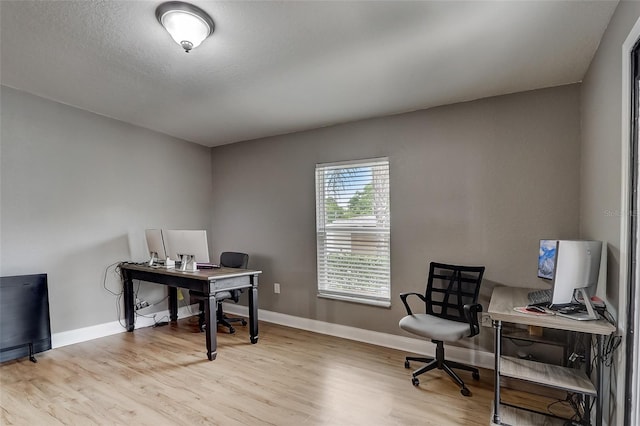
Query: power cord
603 334 622 367
153 316 169 327
103 261 130 329
590 334 622 370
134 295 169 313
106 261 197 330
547 394 581 421
102 261 123 296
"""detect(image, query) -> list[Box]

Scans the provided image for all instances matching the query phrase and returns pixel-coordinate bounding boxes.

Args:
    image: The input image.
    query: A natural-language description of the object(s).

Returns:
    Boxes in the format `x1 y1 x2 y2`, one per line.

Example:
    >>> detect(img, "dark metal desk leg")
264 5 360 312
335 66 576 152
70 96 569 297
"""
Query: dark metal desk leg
584 333 592 423
249 274 259 344
123 270 135 332
493 319 502 425
596 335 604 426
168 287 178 322
205 293 217 361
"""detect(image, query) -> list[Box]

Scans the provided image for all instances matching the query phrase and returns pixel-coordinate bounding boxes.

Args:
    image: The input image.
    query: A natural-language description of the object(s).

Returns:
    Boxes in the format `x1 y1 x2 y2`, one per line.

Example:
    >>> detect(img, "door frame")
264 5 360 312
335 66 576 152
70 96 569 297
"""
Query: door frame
621 17 640 426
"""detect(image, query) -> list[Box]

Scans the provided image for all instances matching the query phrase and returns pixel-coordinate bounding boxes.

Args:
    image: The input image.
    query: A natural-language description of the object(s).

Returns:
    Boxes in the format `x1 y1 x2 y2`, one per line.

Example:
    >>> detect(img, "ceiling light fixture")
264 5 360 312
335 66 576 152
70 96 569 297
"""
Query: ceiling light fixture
156 1 214 53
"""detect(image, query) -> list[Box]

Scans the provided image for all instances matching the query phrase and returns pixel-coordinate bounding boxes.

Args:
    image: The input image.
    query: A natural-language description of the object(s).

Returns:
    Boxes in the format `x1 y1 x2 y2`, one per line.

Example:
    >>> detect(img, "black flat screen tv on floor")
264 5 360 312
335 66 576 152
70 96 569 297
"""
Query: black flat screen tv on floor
0 274 52 362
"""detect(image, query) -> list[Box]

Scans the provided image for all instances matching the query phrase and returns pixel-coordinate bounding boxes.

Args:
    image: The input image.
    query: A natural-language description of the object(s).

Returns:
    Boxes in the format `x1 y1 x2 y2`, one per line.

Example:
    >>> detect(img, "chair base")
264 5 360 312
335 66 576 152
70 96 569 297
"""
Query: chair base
216 312 247 334
405 340 479 397
197 302 247 333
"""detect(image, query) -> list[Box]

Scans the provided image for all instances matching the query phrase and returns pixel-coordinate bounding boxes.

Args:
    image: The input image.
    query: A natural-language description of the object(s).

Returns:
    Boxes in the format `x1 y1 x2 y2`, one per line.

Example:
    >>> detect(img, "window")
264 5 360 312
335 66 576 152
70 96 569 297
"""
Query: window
315 158 390 306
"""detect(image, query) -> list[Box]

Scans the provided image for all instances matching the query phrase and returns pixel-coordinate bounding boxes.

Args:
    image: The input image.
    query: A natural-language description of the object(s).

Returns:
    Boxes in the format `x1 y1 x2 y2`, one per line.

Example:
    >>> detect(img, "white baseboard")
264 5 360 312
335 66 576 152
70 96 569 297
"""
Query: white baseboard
51 303 494 371
51 305 197 349
222 303 495 370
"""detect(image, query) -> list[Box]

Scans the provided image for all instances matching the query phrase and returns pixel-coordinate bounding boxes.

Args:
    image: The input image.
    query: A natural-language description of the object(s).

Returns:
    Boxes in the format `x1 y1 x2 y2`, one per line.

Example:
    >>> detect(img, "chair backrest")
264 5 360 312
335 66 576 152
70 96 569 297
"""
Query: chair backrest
424 262 485 323
220 252 249 269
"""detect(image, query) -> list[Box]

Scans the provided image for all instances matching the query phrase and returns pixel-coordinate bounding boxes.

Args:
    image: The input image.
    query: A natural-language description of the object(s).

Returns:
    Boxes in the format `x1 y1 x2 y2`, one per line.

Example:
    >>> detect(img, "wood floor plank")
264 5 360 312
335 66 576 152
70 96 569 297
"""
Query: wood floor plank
0 318 567 425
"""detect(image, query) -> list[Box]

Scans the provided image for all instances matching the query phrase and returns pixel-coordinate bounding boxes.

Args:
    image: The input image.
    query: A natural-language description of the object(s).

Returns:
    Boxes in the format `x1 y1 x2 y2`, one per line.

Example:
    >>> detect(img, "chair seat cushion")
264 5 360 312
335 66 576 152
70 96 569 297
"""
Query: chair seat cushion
399 314 469 342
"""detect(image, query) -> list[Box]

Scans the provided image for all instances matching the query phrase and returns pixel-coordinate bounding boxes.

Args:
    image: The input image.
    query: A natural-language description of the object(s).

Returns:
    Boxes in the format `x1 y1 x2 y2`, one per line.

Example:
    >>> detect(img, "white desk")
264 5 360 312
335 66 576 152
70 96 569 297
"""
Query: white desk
488 286 616 426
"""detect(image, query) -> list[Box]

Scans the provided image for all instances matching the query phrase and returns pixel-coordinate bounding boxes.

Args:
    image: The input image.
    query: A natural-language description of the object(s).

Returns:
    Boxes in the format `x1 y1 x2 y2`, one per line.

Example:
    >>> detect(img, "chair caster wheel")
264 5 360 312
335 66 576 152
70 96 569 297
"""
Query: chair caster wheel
461 387 471 397
199 323 206 332
404 360 411 369
472 371 480 380
411 377 419 386
241 319 247 326
228 326 235 334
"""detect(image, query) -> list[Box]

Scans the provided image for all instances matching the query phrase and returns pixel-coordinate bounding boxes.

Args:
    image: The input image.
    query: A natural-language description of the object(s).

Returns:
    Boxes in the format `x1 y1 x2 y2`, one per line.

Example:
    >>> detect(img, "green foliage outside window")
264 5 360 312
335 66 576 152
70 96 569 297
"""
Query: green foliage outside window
325 183 374 223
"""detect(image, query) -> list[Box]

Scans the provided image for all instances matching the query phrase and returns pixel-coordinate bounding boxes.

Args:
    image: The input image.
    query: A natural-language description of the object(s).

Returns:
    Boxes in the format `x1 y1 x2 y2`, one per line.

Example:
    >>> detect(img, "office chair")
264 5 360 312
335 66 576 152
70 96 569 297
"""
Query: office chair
399 262 485 396
191 252 249 333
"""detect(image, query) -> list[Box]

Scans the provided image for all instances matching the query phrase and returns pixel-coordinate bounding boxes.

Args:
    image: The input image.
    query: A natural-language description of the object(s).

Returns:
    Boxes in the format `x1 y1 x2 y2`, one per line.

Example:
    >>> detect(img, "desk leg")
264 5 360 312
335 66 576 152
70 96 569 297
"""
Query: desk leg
493 319 502 425
123 270 135 332
249 274 259 344
205 293 217 361
584 333 593 424
168 287 178 322
596 335 604 426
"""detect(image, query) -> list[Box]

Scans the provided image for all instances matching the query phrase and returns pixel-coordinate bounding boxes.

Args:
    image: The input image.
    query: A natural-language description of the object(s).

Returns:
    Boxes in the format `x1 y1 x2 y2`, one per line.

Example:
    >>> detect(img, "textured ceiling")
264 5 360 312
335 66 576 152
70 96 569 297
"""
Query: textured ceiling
0 1 618 147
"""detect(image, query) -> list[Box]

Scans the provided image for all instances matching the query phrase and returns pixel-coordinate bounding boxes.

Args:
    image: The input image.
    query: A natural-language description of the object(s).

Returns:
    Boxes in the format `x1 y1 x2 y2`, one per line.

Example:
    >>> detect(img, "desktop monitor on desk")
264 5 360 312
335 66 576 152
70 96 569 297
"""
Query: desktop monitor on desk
145 229 167 266
164 230 210 271
538 239 603 320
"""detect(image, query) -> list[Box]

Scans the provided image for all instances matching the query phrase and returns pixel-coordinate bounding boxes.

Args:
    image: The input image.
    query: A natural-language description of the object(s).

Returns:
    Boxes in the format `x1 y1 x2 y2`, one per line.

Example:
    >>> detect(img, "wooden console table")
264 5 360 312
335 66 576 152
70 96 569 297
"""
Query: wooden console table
488 286 616 426
120 263 261 361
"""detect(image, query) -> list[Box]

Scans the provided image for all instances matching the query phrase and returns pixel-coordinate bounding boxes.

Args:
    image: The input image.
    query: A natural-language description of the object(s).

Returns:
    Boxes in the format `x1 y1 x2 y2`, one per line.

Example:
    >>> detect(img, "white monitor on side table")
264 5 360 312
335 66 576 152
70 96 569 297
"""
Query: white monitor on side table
164 230 210 272
542 239 603 320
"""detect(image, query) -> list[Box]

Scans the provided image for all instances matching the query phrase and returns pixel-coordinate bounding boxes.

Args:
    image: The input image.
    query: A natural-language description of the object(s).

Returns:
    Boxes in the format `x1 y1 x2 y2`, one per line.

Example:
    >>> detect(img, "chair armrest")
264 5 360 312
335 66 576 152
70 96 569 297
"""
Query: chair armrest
464 303 483 337
399 292 426 316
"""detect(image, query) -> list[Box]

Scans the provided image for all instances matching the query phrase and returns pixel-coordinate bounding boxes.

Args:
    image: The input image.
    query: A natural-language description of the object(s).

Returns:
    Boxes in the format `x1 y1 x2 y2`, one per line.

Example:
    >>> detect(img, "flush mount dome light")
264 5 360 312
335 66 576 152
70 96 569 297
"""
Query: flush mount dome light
156 1 214 53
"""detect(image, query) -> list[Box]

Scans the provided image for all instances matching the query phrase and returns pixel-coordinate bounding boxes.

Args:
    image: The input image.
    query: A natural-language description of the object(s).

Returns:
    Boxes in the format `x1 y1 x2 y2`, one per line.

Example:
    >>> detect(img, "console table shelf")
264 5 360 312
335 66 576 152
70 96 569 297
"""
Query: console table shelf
500 356 596 395
491 404 566 426
502 326 568 347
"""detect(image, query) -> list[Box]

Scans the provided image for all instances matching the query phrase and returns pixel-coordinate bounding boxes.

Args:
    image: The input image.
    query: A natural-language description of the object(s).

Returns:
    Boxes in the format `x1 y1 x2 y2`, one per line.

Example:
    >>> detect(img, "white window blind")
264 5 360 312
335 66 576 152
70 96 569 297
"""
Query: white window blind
315 158 390 306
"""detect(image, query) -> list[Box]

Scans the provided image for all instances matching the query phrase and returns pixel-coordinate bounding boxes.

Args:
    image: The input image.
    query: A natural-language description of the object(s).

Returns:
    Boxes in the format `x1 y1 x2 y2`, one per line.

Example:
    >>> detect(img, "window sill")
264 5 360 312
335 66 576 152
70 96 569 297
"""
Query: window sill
317 293 391 308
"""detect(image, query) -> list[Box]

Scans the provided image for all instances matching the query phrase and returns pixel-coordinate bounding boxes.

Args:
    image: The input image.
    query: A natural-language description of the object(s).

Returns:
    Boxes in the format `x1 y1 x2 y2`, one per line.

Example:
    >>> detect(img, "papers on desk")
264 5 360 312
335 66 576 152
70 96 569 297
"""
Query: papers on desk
513 306 555 316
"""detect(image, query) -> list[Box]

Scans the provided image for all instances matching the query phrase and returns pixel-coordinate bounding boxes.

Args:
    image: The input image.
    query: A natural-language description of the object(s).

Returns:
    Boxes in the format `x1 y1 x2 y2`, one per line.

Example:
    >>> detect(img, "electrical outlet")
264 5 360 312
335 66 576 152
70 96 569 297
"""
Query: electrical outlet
274 283 281 294
481 312 492 327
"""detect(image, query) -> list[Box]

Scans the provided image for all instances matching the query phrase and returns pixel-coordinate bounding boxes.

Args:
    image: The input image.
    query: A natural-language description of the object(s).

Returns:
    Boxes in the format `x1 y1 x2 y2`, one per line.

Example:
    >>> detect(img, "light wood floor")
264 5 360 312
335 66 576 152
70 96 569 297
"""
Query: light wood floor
0 318 570 425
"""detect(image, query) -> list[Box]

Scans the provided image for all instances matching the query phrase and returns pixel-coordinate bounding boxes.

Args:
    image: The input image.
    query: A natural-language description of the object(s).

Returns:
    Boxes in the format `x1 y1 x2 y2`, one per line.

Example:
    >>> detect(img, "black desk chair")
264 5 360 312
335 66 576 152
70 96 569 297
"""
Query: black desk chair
191 252 249 333
399 262 485 396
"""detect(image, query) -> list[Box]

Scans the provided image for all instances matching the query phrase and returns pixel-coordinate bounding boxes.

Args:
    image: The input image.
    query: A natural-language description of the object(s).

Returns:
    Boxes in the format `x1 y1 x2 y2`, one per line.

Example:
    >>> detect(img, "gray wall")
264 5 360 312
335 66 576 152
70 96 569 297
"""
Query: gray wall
581 0 640 316
580 2 640 425
0 86 213 333
210 85 582 340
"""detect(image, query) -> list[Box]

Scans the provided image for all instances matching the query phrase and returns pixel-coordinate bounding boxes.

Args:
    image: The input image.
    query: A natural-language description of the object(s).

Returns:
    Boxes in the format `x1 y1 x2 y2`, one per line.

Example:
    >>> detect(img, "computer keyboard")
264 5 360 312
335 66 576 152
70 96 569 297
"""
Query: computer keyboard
196 263 220 269
550 304 585 314
527 289 552 305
